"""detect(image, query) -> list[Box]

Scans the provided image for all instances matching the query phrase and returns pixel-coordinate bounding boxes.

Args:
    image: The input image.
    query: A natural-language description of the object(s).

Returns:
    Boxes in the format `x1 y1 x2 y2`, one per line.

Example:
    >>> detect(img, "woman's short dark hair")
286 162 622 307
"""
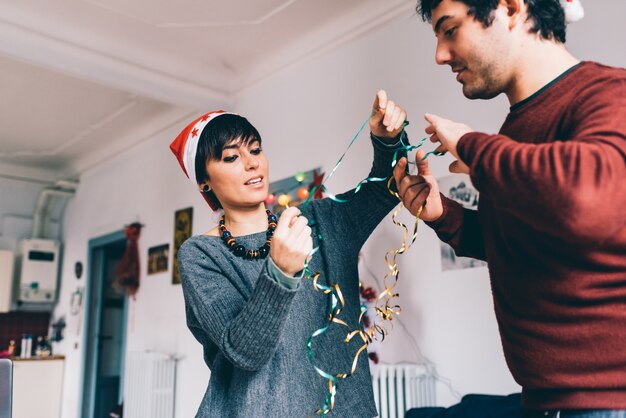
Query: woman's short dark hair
195 114 262 209
416 0 567 43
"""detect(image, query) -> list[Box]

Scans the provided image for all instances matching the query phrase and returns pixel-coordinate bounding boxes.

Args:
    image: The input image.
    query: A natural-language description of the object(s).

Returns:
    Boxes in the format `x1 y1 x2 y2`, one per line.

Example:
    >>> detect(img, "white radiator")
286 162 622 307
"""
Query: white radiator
124 351 177 418
371 363 436 418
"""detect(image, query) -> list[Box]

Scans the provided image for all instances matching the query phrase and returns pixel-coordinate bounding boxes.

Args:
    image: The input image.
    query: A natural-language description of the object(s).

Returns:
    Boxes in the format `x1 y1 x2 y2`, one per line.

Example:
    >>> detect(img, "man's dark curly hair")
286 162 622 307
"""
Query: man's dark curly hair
416 0 567 43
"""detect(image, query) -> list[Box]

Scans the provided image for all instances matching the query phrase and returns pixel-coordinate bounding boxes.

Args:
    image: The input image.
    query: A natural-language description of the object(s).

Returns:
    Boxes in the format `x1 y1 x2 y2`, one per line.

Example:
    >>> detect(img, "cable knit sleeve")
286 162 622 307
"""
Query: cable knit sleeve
178 238 298 371
306 132 407 257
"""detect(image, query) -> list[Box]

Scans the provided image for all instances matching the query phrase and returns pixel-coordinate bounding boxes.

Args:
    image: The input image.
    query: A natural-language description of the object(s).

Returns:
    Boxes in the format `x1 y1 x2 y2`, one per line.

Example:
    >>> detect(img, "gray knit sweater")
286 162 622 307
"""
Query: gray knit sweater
179 133 407 417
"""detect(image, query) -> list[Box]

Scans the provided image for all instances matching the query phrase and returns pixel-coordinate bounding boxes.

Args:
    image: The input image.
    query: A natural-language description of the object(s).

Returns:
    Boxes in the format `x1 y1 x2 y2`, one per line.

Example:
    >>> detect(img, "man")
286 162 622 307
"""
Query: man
393 0 626 417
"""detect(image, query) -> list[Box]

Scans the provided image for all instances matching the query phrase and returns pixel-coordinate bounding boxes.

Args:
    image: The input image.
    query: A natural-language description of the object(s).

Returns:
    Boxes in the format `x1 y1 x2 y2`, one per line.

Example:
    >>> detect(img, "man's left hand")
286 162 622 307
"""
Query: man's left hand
424 113 472 174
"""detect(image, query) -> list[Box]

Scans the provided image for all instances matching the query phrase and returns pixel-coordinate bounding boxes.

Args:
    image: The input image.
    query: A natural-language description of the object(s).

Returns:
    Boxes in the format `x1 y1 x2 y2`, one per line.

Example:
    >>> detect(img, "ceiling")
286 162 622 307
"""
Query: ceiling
0 0 414 181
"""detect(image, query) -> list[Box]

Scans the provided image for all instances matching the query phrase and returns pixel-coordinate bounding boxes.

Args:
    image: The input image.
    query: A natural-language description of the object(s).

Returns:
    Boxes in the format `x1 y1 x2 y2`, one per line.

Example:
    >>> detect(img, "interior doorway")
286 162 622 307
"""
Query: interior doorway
81 230 128 418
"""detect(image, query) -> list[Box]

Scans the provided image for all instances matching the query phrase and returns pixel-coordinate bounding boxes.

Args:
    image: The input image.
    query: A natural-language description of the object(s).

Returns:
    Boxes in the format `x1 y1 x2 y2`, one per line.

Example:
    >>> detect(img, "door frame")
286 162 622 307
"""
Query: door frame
79 229 128 418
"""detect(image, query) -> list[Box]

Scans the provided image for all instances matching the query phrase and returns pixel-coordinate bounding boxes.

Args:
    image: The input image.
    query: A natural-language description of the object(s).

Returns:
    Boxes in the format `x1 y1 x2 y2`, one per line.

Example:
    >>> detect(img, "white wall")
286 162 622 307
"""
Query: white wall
0 172 62 310
0 177 48 252
52 1 626 416
0 185 35 257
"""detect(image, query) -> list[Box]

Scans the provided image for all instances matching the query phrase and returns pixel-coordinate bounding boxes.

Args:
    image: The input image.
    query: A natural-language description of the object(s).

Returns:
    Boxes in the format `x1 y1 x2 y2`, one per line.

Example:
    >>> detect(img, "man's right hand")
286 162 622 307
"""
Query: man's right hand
392 150 444 221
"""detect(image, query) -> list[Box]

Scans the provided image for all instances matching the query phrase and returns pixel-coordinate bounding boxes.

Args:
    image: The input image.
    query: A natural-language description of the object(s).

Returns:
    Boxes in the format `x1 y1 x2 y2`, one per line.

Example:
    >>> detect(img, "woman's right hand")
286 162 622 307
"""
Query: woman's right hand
270 207 313 277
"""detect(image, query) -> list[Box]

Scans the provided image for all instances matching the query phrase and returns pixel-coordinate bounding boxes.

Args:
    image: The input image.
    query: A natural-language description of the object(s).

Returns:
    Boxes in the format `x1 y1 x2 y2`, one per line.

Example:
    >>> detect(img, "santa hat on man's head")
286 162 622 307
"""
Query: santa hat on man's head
560 0 584 24
170 110 236 210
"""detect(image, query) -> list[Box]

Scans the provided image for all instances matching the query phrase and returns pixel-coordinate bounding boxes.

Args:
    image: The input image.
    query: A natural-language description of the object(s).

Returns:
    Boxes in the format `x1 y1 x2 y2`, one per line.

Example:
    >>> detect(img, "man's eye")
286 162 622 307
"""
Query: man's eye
445 27 457 38
250 148 262 155
223 155 238 163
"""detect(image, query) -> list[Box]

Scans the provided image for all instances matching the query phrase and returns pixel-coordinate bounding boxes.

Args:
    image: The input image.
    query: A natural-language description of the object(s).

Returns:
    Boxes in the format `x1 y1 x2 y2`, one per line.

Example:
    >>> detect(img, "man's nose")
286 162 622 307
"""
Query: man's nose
435 41 452 65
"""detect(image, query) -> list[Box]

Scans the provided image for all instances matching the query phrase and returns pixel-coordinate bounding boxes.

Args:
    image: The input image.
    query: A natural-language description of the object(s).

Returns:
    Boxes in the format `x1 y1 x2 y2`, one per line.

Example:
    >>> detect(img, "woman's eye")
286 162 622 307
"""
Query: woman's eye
250 148 262 155
223 155 238 163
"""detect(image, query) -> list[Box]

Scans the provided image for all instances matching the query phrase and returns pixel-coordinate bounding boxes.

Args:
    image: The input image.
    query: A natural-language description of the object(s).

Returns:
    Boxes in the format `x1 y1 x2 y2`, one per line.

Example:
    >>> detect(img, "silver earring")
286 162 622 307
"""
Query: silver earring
203 185 211 193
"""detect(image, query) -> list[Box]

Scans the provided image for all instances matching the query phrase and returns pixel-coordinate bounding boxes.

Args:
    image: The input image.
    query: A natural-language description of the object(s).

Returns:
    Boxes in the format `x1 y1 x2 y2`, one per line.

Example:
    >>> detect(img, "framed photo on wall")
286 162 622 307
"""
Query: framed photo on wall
147 244 169 275
172 207 193 284
438 174 487 272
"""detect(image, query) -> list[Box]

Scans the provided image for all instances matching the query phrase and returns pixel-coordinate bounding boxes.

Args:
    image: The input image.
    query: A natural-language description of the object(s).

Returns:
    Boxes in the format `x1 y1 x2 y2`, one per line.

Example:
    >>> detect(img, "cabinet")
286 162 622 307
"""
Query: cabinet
0 251 14 313
12 357 64 418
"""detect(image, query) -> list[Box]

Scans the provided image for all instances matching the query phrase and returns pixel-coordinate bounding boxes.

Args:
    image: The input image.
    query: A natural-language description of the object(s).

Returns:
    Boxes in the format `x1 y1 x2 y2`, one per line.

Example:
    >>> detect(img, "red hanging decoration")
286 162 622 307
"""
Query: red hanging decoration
360 286 377 302
309 169 325 199
115 222 143 298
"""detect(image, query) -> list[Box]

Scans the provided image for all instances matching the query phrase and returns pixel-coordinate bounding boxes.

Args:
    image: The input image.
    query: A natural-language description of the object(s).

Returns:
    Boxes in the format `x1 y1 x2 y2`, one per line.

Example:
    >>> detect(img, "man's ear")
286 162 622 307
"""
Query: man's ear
499 0 524 29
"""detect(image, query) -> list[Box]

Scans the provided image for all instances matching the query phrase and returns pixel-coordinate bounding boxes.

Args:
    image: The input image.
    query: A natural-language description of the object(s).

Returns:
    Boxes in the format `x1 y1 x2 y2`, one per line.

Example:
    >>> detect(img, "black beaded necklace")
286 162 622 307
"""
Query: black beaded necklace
219 209 277 260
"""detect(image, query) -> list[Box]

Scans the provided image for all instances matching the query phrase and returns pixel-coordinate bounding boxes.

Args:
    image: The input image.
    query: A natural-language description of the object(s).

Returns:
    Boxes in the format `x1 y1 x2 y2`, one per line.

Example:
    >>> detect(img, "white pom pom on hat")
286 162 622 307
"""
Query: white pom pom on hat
560 0 584 23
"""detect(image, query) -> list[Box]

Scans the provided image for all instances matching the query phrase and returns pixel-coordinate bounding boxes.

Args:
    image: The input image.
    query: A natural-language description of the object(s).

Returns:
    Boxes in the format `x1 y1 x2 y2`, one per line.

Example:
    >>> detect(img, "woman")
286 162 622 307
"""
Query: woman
170 91 409 417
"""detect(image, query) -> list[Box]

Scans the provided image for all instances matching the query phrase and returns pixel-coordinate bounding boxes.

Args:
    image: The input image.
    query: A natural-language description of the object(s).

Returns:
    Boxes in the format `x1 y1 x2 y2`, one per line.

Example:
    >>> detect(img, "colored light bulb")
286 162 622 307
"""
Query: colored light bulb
297 187 310 200
265 194 276 205
277 194 291 206
295 172 306 183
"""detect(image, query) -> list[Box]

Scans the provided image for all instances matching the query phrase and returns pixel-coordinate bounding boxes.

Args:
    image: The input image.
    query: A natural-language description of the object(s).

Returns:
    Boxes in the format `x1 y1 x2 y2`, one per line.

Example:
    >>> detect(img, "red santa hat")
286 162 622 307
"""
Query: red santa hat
170 110 236 209
560 0 584 23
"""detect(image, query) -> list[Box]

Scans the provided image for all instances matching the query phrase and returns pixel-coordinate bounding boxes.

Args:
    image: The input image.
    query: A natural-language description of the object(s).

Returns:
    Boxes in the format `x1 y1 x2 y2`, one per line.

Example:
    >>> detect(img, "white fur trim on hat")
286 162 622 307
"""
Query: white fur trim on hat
560 0 584 24
183 111 236 185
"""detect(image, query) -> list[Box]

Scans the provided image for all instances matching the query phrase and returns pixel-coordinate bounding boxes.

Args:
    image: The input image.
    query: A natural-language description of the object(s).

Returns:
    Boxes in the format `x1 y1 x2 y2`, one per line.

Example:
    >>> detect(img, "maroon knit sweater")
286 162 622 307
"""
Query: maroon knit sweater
428 62 626 410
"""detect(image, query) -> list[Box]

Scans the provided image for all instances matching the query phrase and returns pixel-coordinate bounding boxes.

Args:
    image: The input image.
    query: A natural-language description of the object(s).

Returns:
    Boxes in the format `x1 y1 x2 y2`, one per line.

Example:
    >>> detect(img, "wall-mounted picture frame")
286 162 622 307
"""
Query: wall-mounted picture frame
147 244 169 275
438 174 487 272
172 207 193 284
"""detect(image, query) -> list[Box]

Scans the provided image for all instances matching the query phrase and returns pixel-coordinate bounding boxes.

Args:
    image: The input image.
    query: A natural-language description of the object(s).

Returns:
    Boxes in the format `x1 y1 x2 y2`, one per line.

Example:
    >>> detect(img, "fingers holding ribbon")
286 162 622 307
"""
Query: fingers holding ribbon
370 90 408 138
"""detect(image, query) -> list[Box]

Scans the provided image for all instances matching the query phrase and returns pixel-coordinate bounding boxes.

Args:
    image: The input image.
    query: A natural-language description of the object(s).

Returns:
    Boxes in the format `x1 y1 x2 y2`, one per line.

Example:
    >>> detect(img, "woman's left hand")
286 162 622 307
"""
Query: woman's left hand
369 90 408 139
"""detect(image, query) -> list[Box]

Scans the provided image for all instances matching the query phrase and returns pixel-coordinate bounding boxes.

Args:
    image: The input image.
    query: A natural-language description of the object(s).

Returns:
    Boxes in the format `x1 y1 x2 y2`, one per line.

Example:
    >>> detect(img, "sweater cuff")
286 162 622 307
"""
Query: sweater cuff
370 131 409 179
457 131 492 192
424 193 452 229
371 130 409 150
267 257 302 290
